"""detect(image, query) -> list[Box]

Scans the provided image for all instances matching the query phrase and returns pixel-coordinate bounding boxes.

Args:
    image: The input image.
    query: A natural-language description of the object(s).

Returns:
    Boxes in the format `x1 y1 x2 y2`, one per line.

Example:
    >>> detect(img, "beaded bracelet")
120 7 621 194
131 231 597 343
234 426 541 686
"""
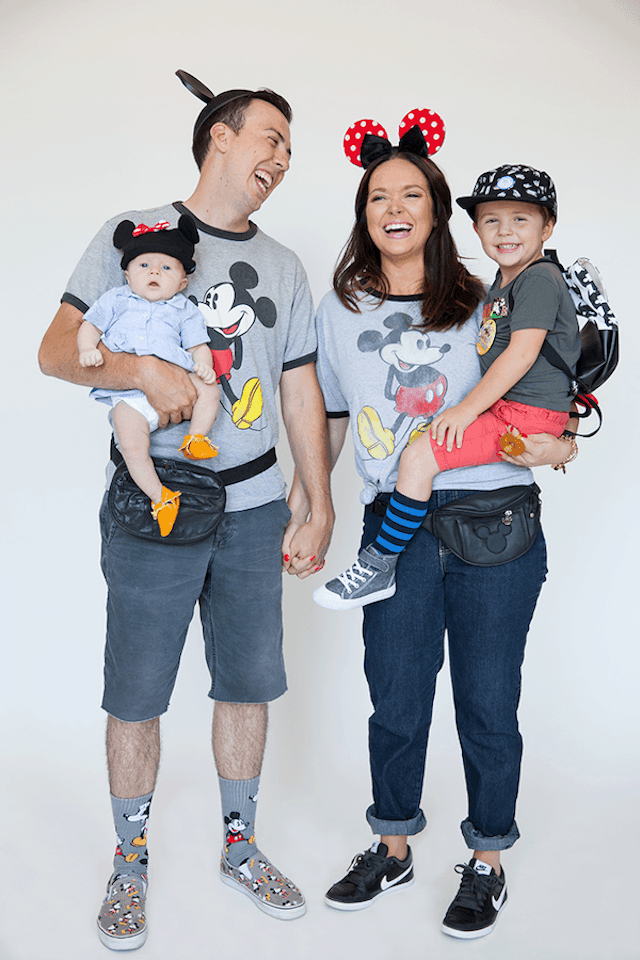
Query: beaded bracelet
551 436 579 473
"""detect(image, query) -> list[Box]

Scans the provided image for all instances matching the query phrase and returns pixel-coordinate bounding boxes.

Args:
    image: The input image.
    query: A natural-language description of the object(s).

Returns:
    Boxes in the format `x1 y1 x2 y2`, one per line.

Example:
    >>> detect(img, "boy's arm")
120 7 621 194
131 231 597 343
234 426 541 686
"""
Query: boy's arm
39 302 199 426
431 327 547 451
77 319 104 367
188 344 217 385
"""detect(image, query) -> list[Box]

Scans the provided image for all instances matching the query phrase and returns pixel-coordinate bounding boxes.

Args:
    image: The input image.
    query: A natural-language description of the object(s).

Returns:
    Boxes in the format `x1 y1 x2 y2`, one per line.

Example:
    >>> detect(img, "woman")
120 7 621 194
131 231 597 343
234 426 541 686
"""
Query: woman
284 129 575 939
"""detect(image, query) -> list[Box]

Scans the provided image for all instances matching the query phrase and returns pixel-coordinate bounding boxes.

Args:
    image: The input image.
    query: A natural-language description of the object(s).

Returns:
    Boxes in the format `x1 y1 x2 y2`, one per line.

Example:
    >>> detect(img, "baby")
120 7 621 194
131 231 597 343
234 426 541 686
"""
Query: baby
78 215 219 536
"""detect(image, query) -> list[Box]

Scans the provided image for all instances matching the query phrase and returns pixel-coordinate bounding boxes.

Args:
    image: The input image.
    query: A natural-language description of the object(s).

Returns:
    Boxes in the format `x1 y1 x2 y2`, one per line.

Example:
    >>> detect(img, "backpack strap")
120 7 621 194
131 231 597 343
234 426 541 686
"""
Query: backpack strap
504 251 602 436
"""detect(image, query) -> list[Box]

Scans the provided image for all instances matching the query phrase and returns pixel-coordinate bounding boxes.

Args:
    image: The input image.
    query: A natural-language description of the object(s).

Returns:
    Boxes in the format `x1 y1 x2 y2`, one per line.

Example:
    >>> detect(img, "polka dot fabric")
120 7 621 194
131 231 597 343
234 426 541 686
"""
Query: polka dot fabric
343 119 389 167
398 108 446 156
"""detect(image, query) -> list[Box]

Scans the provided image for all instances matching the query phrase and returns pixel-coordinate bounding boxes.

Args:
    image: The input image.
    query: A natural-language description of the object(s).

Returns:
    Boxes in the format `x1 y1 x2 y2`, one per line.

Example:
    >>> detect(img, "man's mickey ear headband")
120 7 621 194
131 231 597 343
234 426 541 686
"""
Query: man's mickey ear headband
343 108 446 169
176 69 256 140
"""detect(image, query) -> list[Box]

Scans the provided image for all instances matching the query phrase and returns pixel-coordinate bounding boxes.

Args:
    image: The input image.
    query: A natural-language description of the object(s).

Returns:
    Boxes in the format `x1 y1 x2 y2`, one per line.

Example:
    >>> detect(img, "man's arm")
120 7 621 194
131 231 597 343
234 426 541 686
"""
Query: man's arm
279 363 335 577
39 302 198 427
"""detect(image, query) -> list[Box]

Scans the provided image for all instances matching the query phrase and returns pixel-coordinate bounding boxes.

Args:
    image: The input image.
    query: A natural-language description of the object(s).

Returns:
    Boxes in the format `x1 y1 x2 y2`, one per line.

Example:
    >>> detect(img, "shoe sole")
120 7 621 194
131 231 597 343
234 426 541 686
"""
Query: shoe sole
441 897 507 939
313 583 396 611
220 871 307 920
324 875 414 911
97 923 147 951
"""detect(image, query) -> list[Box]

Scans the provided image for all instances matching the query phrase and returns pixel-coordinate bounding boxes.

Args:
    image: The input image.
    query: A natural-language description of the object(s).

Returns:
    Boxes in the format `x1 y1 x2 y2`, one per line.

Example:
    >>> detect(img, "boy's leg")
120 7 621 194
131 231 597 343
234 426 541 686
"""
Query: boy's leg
313 433 439 610
370 433 439 555
112 401 162 503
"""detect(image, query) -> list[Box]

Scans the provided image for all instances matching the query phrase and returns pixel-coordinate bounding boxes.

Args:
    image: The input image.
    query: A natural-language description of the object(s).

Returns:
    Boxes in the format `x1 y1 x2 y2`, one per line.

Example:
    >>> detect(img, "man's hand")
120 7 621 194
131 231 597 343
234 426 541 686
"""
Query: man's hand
135 355 198 427
430 403 478 451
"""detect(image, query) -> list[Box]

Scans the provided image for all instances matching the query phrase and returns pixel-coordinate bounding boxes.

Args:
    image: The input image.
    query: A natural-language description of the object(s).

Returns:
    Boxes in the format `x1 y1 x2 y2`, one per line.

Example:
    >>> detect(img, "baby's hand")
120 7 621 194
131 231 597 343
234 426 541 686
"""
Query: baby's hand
78 348 104 368
430 404 478 452
193 362 217 385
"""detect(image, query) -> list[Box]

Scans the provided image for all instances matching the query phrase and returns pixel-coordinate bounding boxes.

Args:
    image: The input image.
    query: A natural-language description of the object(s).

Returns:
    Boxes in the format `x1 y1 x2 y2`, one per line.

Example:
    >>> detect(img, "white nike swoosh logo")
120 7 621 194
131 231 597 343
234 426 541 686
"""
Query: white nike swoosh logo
380 863 413 891
492 885 507 910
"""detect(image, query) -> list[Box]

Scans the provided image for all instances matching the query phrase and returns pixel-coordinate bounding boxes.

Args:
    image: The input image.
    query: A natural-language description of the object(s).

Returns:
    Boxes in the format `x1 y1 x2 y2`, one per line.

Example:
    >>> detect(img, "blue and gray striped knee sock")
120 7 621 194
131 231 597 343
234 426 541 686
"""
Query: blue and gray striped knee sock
374 491 429 555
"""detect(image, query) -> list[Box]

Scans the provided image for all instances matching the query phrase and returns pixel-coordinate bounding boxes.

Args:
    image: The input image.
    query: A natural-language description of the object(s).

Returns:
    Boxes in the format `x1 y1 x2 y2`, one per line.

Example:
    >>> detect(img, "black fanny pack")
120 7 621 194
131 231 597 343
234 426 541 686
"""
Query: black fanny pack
108 439 276 545
373 484 541 566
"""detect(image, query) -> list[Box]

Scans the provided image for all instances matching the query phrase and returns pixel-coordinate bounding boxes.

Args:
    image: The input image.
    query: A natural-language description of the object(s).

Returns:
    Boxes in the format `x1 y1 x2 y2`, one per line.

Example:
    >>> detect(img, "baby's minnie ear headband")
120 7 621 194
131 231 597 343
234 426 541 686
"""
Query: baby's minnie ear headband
343 108 446 169
176 69 257 142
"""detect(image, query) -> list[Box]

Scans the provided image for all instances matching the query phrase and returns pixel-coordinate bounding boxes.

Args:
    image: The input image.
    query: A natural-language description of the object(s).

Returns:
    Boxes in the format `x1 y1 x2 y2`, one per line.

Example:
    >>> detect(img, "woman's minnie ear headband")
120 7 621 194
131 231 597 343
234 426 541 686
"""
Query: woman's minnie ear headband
343 108 446 169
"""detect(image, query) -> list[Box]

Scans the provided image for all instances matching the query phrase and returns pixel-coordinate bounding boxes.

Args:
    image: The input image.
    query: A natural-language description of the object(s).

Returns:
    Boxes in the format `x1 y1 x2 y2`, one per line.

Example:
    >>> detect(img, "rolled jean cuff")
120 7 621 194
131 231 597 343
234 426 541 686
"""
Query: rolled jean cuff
461 817 520 851
366 804 427 837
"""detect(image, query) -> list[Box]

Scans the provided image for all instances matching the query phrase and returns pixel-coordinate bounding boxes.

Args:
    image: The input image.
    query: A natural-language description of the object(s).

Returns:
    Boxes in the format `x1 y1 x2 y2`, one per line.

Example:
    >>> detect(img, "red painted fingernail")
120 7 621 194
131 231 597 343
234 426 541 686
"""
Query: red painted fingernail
309 556 316 562
315 566 322 571
284 555 290 562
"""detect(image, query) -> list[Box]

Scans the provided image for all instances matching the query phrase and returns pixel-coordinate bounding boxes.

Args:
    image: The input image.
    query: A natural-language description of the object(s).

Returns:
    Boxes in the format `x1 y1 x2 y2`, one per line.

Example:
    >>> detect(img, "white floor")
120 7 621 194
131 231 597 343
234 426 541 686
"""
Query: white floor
2 600 638 960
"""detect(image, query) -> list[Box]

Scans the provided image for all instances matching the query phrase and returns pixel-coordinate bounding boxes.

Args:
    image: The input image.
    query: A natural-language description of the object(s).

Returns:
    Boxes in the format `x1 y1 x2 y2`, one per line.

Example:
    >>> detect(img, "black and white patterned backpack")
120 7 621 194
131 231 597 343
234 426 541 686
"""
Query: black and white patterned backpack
514 249 619 435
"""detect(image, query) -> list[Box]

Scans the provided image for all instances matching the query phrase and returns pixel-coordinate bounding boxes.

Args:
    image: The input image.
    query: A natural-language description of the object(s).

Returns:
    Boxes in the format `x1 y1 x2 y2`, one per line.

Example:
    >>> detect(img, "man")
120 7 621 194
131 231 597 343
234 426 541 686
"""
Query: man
38 71 333 950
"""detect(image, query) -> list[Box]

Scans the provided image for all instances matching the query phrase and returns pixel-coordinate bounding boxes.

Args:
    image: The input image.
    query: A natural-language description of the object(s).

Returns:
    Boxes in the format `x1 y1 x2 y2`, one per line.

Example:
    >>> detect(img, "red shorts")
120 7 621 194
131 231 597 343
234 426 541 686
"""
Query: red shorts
430 399 569 471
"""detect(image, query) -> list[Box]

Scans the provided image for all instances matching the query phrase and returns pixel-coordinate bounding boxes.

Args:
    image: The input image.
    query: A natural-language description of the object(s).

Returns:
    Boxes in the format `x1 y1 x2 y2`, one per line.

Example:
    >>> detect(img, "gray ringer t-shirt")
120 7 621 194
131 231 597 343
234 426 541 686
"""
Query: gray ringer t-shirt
63 202 317 512
315 290 534 505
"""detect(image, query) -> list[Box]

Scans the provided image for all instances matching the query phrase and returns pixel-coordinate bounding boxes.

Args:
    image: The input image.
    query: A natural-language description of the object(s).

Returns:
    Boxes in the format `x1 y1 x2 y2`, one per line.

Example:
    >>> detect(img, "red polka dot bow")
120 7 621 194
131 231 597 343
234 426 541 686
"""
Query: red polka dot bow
132 221 171 237
343 109 446 168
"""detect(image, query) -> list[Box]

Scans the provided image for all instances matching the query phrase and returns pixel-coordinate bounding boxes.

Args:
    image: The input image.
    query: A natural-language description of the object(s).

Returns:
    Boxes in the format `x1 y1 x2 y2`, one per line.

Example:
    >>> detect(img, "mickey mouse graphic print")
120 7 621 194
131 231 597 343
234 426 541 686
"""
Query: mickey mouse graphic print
63 201 317 511
315 290 536 505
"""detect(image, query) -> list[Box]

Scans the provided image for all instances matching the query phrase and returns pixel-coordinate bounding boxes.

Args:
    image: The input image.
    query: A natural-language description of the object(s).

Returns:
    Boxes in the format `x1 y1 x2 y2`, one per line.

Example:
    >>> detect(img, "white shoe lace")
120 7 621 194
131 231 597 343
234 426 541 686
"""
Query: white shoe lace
336 559 374 594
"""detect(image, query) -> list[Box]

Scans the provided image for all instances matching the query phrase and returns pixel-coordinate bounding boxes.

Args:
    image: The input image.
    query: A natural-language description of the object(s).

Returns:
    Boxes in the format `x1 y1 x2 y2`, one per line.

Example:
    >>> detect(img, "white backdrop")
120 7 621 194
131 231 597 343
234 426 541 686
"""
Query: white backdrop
1 1 638 958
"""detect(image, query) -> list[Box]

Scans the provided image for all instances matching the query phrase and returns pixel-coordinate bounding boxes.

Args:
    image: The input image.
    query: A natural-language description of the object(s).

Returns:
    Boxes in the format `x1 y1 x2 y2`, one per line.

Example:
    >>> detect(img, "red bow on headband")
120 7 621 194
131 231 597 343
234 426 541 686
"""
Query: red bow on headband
132 221 170 236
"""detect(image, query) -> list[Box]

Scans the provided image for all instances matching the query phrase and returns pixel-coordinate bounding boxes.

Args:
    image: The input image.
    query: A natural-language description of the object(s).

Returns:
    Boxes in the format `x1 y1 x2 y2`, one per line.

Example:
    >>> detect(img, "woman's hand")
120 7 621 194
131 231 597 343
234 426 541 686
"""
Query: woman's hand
430 403 478 452
500 432 575 467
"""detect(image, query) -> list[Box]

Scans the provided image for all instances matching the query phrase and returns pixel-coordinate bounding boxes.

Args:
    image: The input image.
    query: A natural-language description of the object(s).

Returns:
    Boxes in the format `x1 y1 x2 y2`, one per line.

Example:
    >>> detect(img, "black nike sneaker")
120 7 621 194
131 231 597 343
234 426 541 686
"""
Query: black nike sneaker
324 842 414 911
441 858 508 938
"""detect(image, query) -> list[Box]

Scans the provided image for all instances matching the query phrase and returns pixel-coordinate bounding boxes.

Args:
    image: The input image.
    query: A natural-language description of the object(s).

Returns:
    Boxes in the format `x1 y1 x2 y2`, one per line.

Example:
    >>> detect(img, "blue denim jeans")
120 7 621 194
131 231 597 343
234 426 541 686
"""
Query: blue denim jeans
362 488 547 850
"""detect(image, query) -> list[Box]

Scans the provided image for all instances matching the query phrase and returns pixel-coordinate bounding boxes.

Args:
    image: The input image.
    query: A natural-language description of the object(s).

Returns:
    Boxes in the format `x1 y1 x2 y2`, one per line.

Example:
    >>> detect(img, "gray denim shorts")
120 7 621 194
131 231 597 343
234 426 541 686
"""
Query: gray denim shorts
99 493 291 721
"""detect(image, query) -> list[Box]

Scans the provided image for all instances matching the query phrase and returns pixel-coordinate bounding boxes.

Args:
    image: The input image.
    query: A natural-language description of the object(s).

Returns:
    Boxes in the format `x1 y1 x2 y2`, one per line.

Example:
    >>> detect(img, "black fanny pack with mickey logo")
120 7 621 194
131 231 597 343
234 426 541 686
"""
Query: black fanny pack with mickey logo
372 484 541 566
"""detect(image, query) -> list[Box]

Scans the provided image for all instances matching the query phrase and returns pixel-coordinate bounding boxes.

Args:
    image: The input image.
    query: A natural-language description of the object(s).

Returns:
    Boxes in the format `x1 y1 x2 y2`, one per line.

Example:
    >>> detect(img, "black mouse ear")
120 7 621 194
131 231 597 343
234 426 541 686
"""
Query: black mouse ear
178 213 199 245
176 70 214 103
113 219 135 250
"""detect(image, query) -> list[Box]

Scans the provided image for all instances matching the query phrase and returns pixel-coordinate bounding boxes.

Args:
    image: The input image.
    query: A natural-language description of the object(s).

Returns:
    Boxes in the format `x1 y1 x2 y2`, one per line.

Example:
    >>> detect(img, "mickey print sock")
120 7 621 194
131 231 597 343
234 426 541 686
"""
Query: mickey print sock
219 775 260 868
110 792 153 880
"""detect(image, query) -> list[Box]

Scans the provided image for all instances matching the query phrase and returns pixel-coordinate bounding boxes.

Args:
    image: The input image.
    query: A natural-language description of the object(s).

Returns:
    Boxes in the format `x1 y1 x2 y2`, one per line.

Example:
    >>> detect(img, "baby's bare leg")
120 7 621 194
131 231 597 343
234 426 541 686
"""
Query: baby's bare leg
112 402 162 503
396 430 441 501
188 372 220 437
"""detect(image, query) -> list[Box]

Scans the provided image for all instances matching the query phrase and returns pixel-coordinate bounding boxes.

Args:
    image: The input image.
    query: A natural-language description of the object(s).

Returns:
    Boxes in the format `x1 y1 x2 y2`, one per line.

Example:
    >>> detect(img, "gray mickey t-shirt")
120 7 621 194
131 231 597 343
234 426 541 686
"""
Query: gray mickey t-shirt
316 290 534 505
482 261 580 412
64 202 317 512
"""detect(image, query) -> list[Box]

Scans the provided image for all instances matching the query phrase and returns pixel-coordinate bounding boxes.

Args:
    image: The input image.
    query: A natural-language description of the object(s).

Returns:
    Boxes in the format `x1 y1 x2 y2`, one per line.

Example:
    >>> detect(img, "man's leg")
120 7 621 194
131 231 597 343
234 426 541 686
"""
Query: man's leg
212 702 266 780
97 494 214 950
107 715 160 798
201 500 306 919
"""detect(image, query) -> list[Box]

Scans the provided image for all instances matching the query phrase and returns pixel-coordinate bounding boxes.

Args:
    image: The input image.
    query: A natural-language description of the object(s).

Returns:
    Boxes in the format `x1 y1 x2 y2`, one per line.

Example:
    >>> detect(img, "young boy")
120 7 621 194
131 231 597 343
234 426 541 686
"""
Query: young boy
78 214 219 536
314 164 580 610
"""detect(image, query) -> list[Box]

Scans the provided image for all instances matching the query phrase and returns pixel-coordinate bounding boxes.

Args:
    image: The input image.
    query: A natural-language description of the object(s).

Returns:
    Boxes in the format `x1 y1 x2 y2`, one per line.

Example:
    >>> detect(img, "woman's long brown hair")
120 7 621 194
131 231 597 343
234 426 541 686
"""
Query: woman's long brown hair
334 151 485 331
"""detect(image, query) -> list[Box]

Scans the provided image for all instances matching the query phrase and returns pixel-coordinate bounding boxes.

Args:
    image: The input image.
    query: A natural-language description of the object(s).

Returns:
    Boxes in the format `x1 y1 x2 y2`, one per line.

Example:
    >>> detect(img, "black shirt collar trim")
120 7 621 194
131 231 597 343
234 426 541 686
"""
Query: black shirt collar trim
173 201 258 241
